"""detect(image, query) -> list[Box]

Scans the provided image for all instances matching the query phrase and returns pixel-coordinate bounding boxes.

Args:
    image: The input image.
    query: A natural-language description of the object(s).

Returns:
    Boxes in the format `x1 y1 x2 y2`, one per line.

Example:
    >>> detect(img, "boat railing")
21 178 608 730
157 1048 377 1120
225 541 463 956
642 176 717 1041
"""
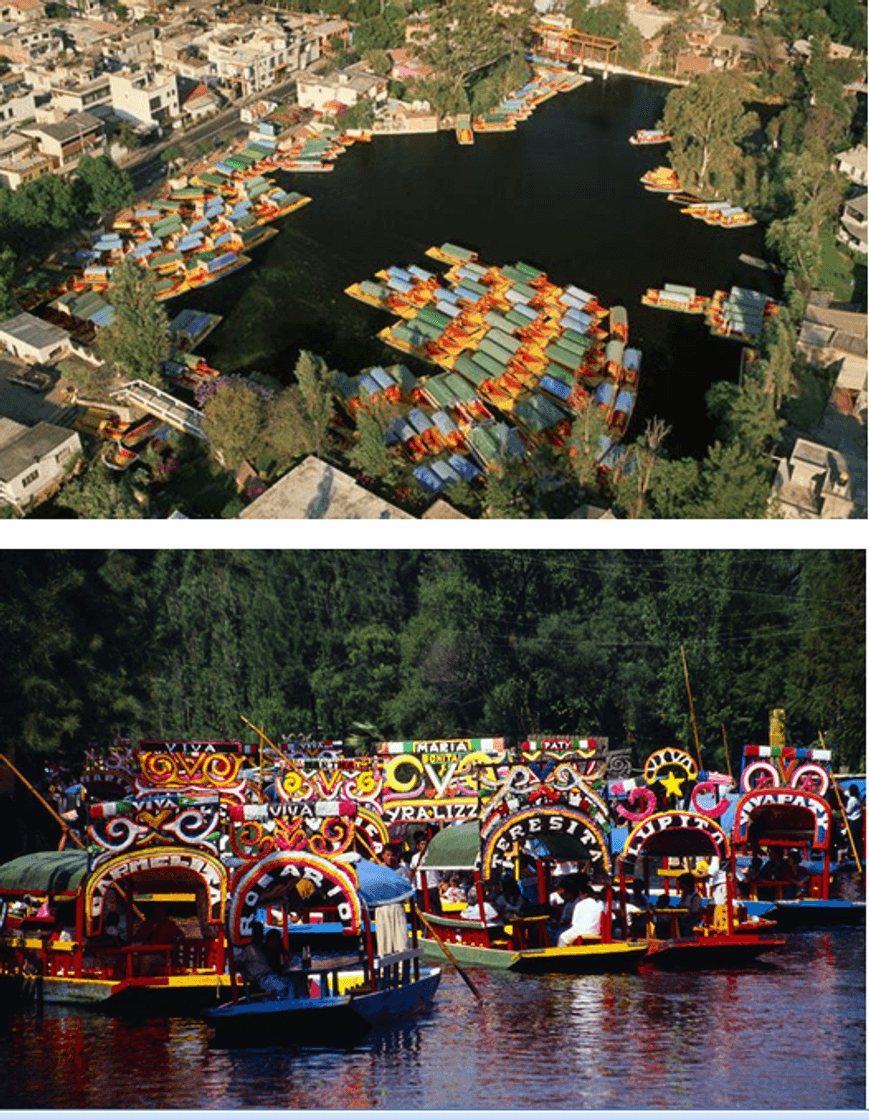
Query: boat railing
372 946 421 989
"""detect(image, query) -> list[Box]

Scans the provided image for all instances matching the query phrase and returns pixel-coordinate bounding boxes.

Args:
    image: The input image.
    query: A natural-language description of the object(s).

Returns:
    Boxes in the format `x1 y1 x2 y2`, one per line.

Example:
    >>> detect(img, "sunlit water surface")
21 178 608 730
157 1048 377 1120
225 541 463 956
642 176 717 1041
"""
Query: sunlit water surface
2 929 863 1110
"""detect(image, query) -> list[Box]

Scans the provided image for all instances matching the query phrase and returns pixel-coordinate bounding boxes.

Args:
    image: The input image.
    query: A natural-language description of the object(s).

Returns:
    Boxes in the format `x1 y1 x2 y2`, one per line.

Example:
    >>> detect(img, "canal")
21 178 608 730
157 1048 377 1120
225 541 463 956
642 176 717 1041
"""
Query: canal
184 75 778 459
2 928 863 1109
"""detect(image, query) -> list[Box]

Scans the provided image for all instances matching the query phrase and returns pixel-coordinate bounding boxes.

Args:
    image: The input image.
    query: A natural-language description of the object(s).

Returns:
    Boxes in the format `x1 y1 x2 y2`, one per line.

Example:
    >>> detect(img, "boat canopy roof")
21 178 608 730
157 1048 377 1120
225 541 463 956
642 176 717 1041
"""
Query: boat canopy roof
420 821 481 871
0 851 88 894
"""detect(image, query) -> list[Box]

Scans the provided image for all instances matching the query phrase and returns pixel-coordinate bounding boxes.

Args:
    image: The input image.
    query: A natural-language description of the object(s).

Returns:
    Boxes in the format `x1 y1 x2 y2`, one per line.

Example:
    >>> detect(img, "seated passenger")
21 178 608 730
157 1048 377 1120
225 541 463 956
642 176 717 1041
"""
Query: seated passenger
238 922 292 999
132 903 183 976
460 886 500 924
494 875 527 921
676 873 703 936
556 876 602 947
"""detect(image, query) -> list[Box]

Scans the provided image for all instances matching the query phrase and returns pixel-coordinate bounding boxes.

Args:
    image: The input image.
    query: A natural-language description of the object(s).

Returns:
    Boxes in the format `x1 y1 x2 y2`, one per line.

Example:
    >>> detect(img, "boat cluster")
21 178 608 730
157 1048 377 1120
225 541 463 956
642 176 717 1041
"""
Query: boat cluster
642 283 779 345
463 62 588 141
639 168 756 228
344 242 638 492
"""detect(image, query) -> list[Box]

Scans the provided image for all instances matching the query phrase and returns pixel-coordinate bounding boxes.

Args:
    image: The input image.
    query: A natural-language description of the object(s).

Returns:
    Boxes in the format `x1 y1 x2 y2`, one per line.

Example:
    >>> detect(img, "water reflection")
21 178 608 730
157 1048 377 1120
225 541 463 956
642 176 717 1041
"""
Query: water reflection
1 930 863 1109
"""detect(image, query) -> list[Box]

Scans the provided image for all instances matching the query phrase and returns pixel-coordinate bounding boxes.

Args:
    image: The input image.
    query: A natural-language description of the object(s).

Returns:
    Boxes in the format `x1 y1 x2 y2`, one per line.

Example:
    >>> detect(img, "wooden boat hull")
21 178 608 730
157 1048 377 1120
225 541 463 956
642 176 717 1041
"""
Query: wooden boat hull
640 933 785 971
761 899 865 929
205 967 440 1044
1 969 231 1009
419 936 647 973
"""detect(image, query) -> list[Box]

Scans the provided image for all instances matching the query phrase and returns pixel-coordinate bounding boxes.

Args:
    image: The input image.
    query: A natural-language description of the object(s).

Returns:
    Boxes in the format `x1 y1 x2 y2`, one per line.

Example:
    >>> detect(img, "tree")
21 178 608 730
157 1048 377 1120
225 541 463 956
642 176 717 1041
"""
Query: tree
95 258 170 386
201 379 267 469
56 459 145 518
661 72 759 196
719 0 754 28
348 400 401 480
75 154 135 219
0 243 15 318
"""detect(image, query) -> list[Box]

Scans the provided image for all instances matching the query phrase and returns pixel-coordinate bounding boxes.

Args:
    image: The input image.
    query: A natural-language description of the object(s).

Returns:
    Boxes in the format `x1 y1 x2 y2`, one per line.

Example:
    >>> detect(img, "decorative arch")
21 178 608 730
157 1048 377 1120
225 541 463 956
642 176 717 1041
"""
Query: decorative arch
228 851 362 943
84 846 228 935
732 788 830 850
621 811 730 865
480 805 611 878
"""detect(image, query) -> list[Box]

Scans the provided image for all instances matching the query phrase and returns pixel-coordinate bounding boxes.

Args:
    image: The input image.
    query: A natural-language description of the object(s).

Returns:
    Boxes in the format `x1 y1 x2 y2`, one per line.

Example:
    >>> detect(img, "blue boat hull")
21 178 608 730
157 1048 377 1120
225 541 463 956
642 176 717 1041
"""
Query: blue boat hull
204 968 440 1045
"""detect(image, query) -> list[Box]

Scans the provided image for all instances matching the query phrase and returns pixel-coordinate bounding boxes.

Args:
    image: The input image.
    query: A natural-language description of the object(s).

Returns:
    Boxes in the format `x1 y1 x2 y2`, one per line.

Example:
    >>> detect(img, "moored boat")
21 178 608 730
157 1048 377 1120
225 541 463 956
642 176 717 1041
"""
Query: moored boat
205 851 440 1044
629 129 673 145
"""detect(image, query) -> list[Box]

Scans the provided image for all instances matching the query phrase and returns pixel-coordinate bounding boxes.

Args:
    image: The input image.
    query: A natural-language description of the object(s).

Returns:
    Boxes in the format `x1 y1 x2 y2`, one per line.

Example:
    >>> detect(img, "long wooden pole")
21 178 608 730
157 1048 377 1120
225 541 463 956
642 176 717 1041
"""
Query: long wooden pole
818 731 862 868
416 910 483 1002
721 724 733 781
354 828 482 1002
0 753 85 850
680 645 703 770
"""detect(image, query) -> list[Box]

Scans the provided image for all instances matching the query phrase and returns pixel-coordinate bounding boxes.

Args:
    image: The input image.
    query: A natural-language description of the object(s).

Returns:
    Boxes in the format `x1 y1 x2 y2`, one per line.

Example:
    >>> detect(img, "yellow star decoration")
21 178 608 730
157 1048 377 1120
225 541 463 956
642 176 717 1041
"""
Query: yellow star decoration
660 770 686 799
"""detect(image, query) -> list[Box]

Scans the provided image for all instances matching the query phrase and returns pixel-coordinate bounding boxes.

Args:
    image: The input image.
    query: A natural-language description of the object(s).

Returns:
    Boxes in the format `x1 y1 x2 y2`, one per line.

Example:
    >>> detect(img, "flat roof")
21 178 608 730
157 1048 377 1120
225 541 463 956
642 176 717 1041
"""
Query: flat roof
238 455 414 519
0 311 69 351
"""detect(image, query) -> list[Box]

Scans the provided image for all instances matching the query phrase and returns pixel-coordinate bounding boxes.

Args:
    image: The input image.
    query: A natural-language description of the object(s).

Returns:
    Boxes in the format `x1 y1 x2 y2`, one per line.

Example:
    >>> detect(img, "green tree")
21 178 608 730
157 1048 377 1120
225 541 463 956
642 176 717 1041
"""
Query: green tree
0 243 15 317
56 459 146 518
75 154 135 219
661 72 759 196
348 400 401 480
95 258 170 386
202 379 266 470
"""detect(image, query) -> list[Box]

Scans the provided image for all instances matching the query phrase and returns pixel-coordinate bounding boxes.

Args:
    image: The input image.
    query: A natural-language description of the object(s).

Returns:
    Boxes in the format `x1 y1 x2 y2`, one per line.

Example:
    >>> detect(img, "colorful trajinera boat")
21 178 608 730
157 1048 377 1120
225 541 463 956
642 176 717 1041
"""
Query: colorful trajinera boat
0 794 231 1008
414 770 648 973
205 850 440 1043
731 744 865 928
629 129 672 145
610 747 786 969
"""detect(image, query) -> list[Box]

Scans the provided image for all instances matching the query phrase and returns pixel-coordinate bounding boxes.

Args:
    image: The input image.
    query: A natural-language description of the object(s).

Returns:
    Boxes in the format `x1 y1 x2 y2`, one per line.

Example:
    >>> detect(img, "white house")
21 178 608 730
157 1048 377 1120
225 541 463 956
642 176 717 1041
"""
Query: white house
0 418 81 509
109 69 180 133
0 313 72 364
838 191 867 255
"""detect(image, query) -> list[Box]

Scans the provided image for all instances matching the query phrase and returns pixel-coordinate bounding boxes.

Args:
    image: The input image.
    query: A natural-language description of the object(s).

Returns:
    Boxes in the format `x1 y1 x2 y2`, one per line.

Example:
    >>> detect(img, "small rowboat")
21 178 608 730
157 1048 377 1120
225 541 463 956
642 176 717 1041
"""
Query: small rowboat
629 129 673 145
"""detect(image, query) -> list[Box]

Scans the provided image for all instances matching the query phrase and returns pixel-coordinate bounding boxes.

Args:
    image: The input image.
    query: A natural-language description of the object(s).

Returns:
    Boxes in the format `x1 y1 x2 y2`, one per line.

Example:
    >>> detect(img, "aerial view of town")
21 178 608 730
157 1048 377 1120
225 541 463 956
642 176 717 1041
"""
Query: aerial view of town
0 0 864 518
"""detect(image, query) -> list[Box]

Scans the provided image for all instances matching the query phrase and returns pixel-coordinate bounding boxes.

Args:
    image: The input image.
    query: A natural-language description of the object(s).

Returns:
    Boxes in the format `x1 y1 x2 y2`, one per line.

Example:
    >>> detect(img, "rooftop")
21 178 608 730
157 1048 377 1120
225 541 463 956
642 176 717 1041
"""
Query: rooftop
0 311 69 351
0 418 76 483
238 456 414 519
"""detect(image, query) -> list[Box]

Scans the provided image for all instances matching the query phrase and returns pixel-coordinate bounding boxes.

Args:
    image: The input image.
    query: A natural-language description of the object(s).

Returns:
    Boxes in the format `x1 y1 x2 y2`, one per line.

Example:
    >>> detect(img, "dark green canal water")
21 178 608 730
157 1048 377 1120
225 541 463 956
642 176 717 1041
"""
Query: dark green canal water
186 75 778 459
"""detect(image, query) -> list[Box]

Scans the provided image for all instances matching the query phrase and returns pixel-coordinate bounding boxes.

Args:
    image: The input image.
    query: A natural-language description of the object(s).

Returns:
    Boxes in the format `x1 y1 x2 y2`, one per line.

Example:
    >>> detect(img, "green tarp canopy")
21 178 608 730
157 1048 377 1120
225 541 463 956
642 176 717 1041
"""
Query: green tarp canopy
419 821 481 871
0 851 89 894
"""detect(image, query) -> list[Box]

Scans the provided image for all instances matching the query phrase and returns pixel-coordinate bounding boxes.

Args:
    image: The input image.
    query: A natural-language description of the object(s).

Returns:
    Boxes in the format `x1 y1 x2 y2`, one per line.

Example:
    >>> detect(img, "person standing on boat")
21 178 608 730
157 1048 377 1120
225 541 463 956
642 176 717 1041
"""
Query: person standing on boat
410 836 440 913
556 876 602 946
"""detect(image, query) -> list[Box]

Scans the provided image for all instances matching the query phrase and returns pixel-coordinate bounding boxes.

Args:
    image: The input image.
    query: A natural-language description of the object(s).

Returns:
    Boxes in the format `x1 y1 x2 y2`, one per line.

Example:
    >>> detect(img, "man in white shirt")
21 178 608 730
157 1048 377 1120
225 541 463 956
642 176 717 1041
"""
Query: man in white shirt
557 876 602 946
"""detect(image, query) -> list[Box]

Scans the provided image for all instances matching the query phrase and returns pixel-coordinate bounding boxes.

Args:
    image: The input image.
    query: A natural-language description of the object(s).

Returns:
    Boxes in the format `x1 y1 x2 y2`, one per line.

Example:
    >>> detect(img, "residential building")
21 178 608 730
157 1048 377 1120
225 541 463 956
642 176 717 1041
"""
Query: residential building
838 191 867 255
0 131 52 188
49 75 112 116
20 109 106 170
109 68 180 132
836 144 868 186
770 438 857 518
0 0 43 23
0 417 81 510
296 63 388 114
0 312 72 364
207 27 292 98
0 80 37 127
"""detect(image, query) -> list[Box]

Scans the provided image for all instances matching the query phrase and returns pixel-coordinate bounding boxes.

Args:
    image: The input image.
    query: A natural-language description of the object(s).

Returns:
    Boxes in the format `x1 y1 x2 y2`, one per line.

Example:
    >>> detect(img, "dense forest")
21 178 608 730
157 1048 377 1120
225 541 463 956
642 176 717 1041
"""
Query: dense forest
0 550 863 780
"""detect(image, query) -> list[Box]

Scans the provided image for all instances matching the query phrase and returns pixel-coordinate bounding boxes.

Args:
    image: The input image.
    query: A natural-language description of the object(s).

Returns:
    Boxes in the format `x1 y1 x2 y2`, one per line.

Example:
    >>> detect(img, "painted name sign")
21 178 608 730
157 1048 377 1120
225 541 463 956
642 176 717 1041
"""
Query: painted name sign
230 853 361 940
480 806 610 878
733 790 829 846
383 800 479 823
86 849 226 926
621 810 729 863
